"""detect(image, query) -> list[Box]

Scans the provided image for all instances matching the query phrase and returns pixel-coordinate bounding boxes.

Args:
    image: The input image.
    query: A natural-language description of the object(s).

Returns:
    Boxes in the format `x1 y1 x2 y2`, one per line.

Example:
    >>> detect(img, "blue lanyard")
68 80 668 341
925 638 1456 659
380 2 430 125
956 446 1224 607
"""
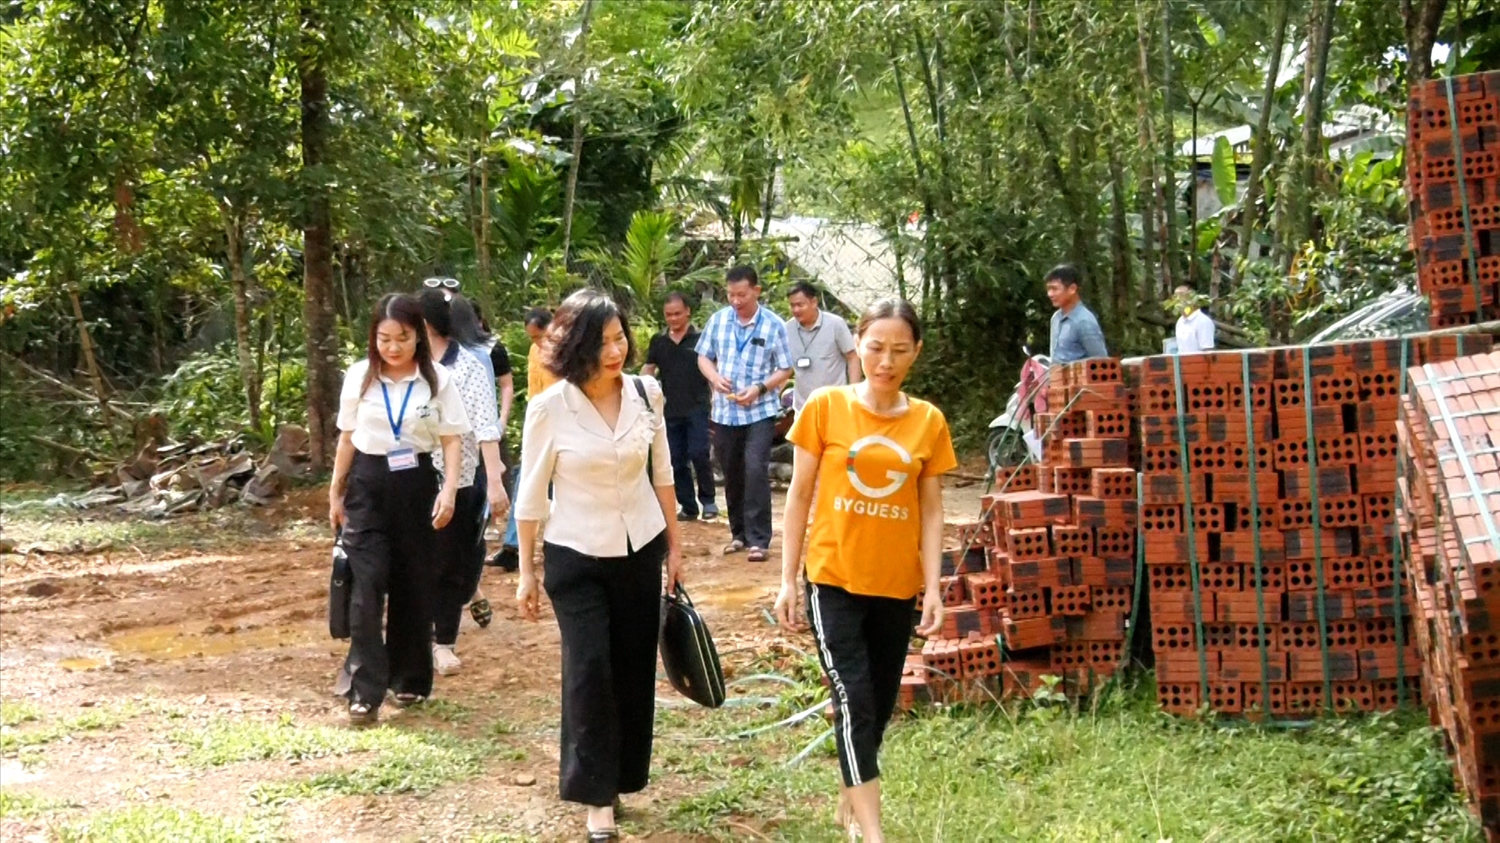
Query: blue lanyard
734 309 763 357
381 380 416 442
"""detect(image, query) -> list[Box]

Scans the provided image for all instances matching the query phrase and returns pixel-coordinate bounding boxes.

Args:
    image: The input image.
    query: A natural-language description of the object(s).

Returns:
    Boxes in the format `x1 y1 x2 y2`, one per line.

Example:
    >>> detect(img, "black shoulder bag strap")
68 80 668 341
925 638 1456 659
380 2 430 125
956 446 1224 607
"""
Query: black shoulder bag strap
632 376 655 479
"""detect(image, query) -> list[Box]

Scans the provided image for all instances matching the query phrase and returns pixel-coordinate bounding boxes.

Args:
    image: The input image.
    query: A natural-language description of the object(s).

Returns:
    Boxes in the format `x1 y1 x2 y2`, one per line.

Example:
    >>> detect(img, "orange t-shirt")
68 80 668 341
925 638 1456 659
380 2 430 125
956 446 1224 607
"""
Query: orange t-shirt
787 386 958 599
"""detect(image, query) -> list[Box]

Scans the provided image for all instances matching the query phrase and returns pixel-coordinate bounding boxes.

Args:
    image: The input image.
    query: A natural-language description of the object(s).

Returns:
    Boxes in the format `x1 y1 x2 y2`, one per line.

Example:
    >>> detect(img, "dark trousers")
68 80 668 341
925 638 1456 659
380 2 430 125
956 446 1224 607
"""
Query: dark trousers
433 465 488 647
714 417 776 548
336 451 439 709
805 582 916 788
543 532 666 806
667 410 716 517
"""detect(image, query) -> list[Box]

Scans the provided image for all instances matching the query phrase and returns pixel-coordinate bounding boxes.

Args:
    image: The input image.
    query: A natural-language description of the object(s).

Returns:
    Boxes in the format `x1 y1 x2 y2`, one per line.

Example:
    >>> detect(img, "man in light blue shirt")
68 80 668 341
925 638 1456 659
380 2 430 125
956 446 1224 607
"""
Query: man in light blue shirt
696 265 793 561
1046 264 1109 364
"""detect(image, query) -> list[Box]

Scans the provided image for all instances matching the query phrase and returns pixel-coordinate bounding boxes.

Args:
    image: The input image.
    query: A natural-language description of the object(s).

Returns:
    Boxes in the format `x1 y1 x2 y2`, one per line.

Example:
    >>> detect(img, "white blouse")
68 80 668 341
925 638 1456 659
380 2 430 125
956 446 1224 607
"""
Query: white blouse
336 359 471 456
515 376 674 558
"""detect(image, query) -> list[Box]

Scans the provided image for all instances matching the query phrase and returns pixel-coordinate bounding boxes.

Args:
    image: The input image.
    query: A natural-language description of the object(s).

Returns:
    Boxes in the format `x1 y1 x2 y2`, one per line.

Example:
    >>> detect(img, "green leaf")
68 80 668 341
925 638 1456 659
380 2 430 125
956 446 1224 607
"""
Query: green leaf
1212 136 1237 207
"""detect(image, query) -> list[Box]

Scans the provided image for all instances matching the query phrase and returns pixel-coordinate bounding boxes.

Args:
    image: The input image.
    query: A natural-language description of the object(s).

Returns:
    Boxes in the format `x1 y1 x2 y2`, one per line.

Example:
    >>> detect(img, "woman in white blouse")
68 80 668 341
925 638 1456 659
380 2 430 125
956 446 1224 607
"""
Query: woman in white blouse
514 289 682 842
329 293 470 726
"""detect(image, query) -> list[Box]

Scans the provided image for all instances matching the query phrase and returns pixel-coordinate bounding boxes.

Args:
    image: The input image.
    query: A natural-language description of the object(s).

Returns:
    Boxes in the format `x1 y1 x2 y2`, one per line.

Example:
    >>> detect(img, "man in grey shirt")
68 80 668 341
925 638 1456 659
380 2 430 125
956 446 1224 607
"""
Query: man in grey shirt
784 281 861 410
1045 264 1109 364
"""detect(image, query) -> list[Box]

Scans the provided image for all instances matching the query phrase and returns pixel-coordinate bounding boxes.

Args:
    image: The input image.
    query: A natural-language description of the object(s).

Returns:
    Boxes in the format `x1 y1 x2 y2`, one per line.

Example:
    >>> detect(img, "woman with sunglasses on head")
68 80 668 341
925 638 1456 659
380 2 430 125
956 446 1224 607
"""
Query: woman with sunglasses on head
329 293 470 725
419 290 508 675
513 289 682 842
774 298 956 843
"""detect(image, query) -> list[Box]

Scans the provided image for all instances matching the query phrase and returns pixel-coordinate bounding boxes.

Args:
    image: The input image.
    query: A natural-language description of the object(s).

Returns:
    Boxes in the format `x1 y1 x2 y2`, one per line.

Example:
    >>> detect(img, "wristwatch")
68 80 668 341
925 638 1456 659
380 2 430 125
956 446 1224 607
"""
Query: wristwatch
756 383 768 397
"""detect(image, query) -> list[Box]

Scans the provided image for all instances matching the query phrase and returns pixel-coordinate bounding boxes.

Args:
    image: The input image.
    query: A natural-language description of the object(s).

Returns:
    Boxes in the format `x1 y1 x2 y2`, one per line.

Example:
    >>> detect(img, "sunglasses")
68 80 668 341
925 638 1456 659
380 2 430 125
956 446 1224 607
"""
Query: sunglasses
423 277 460 290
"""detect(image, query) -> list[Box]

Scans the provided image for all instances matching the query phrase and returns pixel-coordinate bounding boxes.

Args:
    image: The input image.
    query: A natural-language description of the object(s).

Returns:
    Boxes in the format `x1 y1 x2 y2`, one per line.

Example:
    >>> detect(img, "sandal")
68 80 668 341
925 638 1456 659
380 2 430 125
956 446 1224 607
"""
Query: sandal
586 830 619 842
469 597 493 628
348 702 377 726
392 692 425 708
747 547 768 562
722 539 746 554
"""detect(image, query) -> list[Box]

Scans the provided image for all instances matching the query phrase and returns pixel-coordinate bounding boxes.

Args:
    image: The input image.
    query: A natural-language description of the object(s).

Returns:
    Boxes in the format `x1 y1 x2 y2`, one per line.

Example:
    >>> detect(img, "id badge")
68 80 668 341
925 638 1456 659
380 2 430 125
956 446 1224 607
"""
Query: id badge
796 356 812 369
386 447 419 471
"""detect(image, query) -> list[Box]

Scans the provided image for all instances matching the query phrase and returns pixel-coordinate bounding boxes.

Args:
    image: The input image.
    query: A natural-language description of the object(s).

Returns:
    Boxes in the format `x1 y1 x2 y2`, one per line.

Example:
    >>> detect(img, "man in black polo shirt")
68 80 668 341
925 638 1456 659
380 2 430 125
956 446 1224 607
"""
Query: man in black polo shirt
643 291 720 521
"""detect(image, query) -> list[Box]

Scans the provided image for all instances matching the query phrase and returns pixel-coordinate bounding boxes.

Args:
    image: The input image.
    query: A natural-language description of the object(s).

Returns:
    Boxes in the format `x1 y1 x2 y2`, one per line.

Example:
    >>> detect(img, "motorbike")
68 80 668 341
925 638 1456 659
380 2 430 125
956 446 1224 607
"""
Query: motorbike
986 348 1051 492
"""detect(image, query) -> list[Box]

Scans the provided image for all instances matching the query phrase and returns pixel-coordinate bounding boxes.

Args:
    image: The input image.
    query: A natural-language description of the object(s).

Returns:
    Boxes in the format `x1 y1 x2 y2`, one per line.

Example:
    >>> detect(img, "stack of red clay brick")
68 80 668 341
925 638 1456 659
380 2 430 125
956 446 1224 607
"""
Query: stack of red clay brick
1401 349 1500 833
899 359 1139 710
1132 334 1491 718
1408 70 1500 330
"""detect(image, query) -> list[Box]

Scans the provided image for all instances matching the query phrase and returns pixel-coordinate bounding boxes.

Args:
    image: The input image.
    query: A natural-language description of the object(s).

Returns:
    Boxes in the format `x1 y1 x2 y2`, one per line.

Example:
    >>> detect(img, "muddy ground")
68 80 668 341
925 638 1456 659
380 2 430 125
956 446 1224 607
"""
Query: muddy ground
0 476 987 842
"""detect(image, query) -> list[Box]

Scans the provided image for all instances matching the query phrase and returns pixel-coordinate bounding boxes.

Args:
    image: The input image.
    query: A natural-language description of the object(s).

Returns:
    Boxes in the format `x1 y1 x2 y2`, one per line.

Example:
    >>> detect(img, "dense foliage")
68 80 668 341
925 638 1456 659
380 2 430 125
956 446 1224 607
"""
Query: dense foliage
2 0 1497 478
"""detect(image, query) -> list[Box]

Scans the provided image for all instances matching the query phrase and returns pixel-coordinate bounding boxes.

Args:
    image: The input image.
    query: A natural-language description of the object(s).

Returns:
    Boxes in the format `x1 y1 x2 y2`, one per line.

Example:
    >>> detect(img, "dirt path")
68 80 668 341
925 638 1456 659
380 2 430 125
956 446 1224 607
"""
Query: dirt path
0 475 989 842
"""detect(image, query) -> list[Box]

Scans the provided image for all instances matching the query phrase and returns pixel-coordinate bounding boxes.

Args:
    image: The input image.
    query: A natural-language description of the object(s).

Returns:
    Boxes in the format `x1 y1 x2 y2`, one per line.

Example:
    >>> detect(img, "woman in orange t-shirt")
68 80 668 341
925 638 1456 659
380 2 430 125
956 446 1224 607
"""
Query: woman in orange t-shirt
775 297 957 843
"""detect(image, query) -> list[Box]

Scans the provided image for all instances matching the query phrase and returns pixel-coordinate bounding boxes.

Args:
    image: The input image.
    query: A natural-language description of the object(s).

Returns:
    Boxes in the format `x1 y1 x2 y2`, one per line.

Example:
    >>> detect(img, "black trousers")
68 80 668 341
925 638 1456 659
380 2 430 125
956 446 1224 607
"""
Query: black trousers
336 451 439 708
543 532 666 806
667 411 716 517
714 417 776 548
805 582 916 788
432 465 488 647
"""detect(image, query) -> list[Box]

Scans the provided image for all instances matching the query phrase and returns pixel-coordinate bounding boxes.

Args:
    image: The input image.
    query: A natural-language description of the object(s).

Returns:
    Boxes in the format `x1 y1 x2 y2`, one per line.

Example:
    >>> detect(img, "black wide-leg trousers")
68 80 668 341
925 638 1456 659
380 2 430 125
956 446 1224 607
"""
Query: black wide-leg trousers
543 532 666 806
433 465 488 647
336 451 439 709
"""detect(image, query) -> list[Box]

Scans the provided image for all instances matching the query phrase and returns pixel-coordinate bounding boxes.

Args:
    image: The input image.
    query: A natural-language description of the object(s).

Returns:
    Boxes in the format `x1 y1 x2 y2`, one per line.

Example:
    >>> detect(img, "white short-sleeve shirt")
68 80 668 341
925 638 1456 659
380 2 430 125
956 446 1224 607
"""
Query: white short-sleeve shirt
515 376 674 558
1175 309 1216 354
336 359 471 456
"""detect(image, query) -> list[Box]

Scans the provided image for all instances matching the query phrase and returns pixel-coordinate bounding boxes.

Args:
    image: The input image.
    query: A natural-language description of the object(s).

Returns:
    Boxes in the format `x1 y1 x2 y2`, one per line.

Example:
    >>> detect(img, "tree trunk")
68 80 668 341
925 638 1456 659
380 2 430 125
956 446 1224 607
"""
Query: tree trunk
478 152 491 283
223 202 263 432
300 2 340 469
1236 0 1290 283
1159 0 1179 294
761 160 775 236
1282 0 1337 266
1401 0 1448 82
1108 145 1133 351
1135 2 1160 304
1301 0 1337 220
560 0 595 265
889 38 936 316
67 287 110 418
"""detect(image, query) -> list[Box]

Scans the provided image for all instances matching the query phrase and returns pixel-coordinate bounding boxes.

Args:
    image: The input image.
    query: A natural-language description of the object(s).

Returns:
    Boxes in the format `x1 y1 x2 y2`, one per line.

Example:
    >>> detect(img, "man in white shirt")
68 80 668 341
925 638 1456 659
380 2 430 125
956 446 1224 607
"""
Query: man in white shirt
1173 285 1216 354
784 281 860 411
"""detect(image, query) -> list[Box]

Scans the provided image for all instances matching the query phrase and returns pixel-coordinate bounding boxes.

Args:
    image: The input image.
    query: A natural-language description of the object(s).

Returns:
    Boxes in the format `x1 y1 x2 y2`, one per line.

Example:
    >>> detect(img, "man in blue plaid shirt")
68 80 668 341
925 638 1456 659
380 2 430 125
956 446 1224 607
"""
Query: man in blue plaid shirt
697 265 793 562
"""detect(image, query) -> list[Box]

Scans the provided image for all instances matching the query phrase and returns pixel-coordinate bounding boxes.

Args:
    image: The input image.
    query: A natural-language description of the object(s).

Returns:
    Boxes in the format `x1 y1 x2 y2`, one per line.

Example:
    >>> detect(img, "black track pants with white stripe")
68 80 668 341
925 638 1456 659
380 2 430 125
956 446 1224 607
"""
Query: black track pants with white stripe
805 582 916 788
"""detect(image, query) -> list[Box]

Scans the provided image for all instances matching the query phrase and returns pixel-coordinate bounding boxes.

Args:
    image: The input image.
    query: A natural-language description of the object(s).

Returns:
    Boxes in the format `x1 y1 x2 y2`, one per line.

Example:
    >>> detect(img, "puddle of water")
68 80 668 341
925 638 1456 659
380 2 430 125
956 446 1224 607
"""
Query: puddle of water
106 623 316 660
697 586 768 609
57 656 107 671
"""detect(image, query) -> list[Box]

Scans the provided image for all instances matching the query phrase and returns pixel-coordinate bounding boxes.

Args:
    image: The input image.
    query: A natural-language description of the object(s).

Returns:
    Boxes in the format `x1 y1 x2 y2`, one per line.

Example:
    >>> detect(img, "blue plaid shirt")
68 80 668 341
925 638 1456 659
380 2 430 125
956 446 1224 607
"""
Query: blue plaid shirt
696 305 792 426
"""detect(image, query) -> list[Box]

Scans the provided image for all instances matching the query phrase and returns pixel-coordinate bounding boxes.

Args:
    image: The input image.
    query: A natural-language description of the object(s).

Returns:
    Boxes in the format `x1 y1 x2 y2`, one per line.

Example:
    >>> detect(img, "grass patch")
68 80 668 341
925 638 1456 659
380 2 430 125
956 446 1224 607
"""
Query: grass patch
411 698 473 724
169 716 491 804
0 790 78 819
0 699 42 727
56 805 282 843
0 704 135 752
657 681 1481 842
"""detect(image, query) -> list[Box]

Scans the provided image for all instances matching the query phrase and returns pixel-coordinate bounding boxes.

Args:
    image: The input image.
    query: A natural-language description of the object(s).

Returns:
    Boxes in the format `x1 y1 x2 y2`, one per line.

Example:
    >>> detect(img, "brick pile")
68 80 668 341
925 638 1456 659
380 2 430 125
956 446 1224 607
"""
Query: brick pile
899 359 1140 710
1408 70 1500 330
1130 334 1491 717
1401 349 1500 833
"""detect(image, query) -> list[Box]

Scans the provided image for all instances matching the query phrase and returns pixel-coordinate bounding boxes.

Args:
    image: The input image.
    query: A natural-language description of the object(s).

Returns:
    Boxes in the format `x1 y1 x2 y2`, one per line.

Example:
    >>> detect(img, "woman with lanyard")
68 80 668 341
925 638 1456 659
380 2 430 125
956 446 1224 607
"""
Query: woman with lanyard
419 290 508 676
774 297 956 843
514 289 682 842
330 293 470 725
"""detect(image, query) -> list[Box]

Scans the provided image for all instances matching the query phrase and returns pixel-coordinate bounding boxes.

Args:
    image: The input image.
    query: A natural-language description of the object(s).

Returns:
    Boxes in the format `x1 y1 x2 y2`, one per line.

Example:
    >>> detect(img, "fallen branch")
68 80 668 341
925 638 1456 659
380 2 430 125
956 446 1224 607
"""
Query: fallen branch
1135 310 1252 348
28 434 101 461
3 353 135 423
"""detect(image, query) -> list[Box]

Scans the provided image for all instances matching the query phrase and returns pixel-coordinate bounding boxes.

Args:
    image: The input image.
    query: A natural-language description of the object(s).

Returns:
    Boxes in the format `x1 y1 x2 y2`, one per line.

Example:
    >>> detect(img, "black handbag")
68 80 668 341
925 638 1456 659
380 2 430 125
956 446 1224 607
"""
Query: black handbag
659 585 727 708
328 532 352 640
